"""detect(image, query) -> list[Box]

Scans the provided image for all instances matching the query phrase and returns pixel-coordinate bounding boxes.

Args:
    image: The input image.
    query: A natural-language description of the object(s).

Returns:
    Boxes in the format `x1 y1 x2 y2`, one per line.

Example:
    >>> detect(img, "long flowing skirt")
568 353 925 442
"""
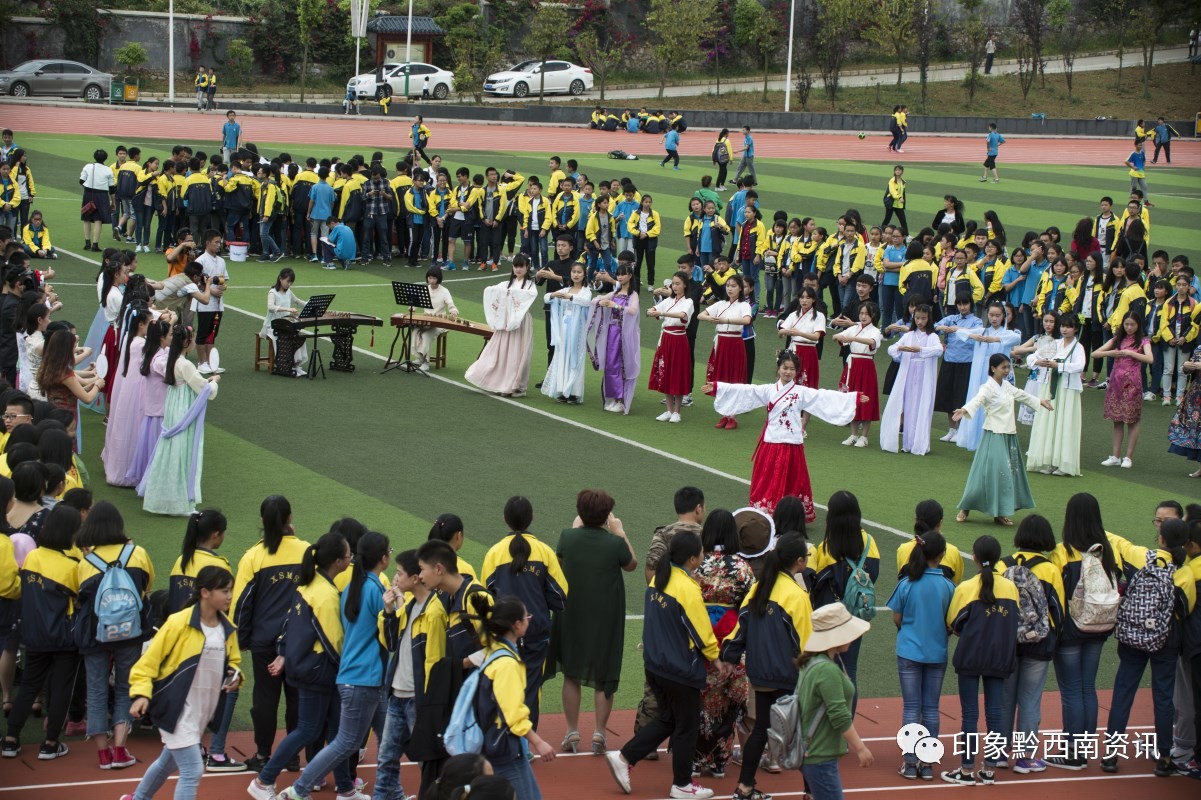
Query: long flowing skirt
648 333 691 396
127 414 162 487
464 316 533 396
1168 376 1201 463
840 358 880 421
750 439 815 522
958 431 1034 517
101 364 148 486
99 326 117 407
541 310 588 402
694 656 748 774
794 344 820 389
705 335 747 385
141 387 205 516
1027 381 1082 476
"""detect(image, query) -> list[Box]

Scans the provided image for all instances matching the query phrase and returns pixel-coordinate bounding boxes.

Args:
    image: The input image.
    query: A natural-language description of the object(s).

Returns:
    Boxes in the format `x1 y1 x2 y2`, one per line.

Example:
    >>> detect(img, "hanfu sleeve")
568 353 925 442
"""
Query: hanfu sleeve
571 287 593 306
713 382 776 417
917 336 944 359
960 381 989 419
176 358 219 398
1058 343 1085 375
997 328 1022 348
1010 381 1042 411
796 385 859 427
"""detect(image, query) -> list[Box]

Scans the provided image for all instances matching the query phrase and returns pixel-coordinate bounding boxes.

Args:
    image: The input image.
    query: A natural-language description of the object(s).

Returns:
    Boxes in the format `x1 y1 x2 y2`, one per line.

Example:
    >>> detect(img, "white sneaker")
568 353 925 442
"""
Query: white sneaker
668 412 681 423
211 367 226 374
294 368 307 378
1142 391 1156 401
656 411 672 422
1163 397 1174 406
1039 467 1054 474
335 790 369 800
198 363 212 374
939 429 956 442
681 394 693 406
669 783 715 799
605 751 632 794
949 428 959 442
246 778 277 800
418 362 430 373
1120 457 1133 469
842 435 858 445
1100 456 1121 466
855 436 868 447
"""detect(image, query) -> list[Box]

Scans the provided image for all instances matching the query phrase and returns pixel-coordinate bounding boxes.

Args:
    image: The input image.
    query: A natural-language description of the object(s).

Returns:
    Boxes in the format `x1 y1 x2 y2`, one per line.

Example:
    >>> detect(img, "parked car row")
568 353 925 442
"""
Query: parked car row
0 59 113 99
347 59 594 100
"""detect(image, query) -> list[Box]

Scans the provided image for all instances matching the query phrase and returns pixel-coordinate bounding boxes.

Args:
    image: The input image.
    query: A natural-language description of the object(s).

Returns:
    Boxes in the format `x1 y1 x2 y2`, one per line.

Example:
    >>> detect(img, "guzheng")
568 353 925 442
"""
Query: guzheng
271 312 382 375
385 313 494 371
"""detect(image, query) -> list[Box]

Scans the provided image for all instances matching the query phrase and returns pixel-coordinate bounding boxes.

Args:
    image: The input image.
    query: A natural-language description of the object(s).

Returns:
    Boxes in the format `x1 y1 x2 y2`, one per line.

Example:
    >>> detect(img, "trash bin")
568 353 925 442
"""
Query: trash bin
123 78 139 104
109 79 123 104
1195 112 1200 137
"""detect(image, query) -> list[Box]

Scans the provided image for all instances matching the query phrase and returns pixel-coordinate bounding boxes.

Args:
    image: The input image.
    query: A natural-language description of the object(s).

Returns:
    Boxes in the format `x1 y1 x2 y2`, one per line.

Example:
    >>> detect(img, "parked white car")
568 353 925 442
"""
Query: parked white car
347 62 454 100
484 60 593 98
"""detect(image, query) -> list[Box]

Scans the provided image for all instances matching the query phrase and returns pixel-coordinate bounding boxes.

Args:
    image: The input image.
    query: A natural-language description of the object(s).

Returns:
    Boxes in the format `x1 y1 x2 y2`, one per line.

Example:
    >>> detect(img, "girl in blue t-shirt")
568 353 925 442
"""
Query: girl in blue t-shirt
887 519 955 780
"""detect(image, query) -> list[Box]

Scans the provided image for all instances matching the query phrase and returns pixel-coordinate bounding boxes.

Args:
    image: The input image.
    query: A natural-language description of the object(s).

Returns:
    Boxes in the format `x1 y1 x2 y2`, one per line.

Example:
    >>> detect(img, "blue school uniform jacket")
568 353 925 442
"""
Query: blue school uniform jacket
721 576 813 690
642 565 719 689
947 573 1019 677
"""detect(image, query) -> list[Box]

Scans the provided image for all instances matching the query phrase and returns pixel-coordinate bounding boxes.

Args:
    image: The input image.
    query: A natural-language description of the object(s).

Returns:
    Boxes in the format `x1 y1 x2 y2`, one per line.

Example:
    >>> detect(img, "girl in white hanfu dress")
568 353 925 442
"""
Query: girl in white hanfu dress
880 303 944 456
703 350 864 523
465 254 538 397
541 261 593 403
1012 310 1059 426
1026 312 1086 476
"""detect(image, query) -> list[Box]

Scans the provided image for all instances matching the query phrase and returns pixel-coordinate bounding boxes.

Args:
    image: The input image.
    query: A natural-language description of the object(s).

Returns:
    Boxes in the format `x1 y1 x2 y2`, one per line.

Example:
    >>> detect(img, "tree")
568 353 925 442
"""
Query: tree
114 42 148 75
1009 0 1048 88
733 0 780 101
47 0 106 65
1130 0 1186 99
1013 31 1038 100
296 0 327 101
814 0 864 102
862 0 916 86
574 29 629 103
1047 0 1086 101
437 2 504 103
526 3 570 102
699 2 734 96
1101 0 1136 89
224 39 255 86
957 0 988 106
645 0 718 99
912 0 937 110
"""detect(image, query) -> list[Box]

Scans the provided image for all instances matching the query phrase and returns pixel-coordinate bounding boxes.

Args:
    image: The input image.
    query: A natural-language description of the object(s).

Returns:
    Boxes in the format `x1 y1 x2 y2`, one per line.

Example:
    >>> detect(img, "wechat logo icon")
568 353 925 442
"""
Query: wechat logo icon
896 723 945 764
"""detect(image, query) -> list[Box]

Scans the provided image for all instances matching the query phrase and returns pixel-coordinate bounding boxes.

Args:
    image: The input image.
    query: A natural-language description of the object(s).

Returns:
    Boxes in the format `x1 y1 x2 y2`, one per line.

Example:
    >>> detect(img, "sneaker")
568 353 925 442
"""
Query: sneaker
733 790 770 800
1094 380 1107 389
243 754 270 773
657 411 672 422
1163 397 1174 406
98 747 114 769
256 256 272 263
993 758 1009 769
1143 391 1156 401
939 429 956 442
682 394 693 406
899 763 919 780
198 362 212 374
335 790 368 800
919 764 934 780
111 746 137 768
978 769 996 784
1012 758 1046 773
418 362 430 373
761 755 781 773
247 777 277 800
979 177 988 182
940 768 975 785
1039 467 1054 474
38 741 68 760
1100 455 1122 466
206 753 247 772
854 436 868 447
605 751 632 794
1100 756 1119 772
277 789 309 800
271 253 284 262
309 256 319 263
1043 756 1087 770
670 784 713 799
668 412 681 423
1 739 17 758
841 434 858 445
949 428 958 442
1120 457 1133 468
1177 759 1201 775
1154 756 1176 777
322 263 338 270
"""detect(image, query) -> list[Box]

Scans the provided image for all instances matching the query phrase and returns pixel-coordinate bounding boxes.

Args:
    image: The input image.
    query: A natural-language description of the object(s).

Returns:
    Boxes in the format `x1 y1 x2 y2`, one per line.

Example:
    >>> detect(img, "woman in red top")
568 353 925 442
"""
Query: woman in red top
1069 217 1101 261
36 327 104 433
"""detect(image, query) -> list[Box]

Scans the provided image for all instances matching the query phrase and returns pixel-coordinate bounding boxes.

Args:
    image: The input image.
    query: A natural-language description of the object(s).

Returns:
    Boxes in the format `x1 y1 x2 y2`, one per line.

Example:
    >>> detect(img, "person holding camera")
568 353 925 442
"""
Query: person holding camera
0 265 33 385
192 230 228 375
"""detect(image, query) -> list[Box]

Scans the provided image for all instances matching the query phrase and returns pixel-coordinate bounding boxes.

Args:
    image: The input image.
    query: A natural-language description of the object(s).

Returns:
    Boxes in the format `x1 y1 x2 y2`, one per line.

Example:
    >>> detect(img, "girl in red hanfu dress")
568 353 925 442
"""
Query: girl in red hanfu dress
704 351 866 522
647 270 695 423
700 277 752 430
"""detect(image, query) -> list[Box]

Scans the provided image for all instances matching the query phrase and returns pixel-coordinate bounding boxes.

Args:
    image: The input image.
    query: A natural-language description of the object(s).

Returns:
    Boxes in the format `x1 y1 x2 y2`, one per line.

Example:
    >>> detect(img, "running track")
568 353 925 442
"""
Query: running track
2 102 1199 167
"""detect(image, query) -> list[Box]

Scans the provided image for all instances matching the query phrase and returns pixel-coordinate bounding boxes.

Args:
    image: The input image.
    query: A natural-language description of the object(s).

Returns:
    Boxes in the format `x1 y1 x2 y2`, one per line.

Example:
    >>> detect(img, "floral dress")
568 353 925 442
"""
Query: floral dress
692 550 754 775
1168 344 1201 463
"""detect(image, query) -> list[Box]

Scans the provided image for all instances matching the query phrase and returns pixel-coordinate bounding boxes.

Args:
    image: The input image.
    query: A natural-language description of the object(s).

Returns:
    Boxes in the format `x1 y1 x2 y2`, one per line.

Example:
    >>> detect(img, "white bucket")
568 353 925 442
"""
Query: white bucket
228 242 249 262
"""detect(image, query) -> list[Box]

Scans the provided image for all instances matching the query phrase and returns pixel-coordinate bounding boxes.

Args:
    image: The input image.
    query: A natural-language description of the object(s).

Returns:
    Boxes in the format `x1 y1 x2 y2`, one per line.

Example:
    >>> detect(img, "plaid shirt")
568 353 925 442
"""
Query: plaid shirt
365 178 392 218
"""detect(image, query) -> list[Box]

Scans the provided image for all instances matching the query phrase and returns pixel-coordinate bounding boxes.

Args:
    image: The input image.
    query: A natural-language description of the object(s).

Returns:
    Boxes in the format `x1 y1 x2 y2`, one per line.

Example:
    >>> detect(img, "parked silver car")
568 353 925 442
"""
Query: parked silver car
0 60 113 100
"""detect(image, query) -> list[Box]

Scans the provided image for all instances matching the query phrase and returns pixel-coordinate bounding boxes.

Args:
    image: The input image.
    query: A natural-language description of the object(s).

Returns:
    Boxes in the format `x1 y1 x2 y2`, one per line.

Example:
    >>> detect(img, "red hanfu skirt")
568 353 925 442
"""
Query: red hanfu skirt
100 324 118 406
706 333 747 385
794 343 820 389
750 435 815 522
648 330 691 396
840 355 880 421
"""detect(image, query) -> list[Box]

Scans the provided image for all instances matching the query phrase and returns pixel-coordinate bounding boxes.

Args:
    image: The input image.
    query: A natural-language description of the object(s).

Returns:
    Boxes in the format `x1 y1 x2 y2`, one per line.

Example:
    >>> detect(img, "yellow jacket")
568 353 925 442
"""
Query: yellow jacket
887 177 906 209
1103 282 1148 330
626 208 662 238
585 210 618 246
1157 295 1200 344
550 190 580 229
21 223 52 253
899 259 939 295
944 265 985 305
830 235 866 277
516 194 551 231
814 237 840 273
733 218 769 258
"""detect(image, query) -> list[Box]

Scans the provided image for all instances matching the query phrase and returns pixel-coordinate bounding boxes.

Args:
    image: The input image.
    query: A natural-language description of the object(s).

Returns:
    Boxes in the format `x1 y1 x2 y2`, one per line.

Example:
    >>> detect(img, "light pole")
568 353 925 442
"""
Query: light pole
404 0 414 99
168 0 175 104
783 0 796 112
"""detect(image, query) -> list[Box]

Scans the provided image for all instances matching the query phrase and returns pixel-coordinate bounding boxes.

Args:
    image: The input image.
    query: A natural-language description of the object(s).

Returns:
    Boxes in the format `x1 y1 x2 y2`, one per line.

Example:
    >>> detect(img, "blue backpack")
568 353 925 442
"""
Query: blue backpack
84 543 143 644
442 647 516 756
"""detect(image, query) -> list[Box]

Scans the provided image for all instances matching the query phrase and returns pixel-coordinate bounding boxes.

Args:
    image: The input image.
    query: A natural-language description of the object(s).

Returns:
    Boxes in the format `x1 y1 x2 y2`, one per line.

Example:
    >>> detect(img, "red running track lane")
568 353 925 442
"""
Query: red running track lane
1 691 1195 800
3 103 1199 167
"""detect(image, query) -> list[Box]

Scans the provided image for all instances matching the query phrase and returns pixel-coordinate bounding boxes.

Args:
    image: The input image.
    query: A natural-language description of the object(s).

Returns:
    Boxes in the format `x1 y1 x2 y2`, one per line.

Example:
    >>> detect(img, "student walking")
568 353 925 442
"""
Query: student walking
1151 116 1178 164
733 126 756 186
880 166 907 235
1125 140 1154 208
980 123 1005 183
661 127 681 170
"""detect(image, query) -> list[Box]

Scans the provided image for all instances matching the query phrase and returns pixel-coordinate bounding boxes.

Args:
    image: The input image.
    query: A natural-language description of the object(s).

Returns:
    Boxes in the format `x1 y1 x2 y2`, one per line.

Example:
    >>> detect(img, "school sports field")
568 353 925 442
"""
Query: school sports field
0 104 1198 798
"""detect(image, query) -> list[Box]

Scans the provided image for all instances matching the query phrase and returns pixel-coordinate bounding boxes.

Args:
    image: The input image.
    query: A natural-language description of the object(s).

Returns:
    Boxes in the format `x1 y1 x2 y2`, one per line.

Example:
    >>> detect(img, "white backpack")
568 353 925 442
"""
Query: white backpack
1068 543 1120 634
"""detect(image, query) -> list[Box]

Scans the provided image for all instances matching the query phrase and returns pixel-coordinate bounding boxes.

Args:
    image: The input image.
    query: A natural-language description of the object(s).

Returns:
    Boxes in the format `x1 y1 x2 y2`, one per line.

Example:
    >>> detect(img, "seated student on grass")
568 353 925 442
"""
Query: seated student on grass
21 211 55 259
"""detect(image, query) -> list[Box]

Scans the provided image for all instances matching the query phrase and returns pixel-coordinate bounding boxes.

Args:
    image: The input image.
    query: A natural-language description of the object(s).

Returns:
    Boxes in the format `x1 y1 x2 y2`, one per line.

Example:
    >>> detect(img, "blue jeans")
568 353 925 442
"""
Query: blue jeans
1106 642 1176 756
292 684 381 796
1053 637 1105 752
836 637 862 717
134 203 153 247
1000 656 1050 757
133 744 204 800
84 645 139 738
259 220 281 258
800 759 844 800
897 657 945 763
155 212 176 250
763 271 780 311
373 694 416 800
879 283 902 329
260 685 347 788
522 232 548 270
494 753 542 800
957 673 1004 769
225 210 248 243
740 258 760 304
208 688 238 757
837 278 857 313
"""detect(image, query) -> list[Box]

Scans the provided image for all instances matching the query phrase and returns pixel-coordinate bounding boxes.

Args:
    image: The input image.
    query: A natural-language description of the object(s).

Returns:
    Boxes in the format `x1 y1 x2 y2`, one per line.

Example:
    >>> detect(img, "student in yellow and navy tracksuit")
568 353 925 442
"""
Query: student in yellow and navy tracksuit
607 531 724 799
518 182 552 271
628 195 662 288
720 533 814 798
231 495 311 766
427 513 478 581
993 515 1065 773
809 491 880 714
377 549 448 799
195 68 209 110
895 500 965 585
941 535 1019 786
1 505 80 760
126 565 241 800
1102 521 1196 776
481 496 568 729
247 532 351 797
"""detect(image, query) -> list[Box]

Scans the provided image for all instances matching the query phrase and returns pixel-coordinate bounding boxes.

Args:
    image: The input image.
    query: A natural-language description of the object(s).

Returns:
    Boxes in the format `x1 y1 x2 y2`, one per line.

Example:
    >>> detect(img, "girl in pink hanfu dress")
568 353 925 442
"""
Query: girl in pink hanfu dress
704 351 864 522
465 254 539 397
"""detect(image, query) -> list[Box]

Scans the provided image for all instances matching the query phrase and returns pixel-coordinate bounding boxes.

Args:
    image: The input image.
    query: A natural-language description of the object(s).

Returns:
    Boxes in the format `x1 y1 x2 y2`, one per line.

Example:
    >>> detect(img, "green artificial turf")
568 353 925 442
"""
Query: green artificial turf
15 132 1193 730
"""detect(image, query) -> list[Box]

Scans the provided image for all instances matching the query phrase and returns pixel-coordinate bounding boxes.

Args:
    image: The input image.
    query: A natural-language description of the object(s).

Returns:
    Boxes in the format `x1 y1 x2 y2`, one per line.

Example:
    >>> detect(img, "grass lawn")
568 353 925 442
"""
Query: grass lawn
17 131 1192 727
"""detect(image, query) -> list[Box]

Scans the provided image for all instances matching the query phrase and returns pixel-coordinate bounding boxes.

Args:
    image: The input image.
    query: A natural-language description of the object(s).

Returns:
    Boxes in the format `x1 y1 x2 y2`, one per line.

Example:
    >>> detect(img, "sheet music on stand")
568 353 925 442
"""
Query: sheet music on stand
298 293 335 379
384 282 434 376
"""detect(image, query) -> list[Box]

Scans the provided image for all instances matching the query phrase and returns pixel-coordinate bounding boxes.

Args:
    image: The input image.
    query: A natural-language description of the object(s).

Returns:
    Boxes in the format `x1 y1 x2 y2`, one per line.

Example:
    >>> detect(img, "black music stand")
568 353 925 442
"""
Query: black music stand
383 282 434 376
298 293 335 380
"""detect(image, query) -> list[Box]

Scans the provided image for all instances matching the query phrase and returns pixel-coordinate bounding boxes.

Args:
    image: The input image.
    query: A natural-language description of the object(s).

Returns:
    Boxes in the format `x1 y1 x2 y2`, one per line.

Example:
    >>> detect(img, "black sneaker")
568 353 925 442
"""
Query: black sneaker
1155 756 1176 777
243 753 270 772
940 768 976 785
1100 756 1119 773
286 756 301 772
205 753 248 772
38 741 68 760
1044 756 1086 770
978 769 996 784
1 739 18 758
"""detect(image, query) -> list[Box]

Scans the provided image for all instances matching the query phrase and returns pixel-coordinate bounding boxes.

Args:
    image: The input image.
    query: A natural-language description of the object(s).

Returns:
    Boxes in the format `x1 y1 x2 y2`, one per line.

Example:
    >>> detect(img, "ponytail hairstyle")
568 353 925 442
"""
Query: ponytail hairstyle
503 496 534 574
449 776 515 800
140 318 171 376
121 307 152 377
344 531 390 623
163 324 194 386
1159 519 1189 568
428 513 464 547
902 530 946 583
189 564 234 608
973 535 1001 605
749 532 808 617
468 592 525 648
259 494 292 554
180 508 227 572
99 260 120 310
426 754 488 800
654 530 702 592
299 532 348 586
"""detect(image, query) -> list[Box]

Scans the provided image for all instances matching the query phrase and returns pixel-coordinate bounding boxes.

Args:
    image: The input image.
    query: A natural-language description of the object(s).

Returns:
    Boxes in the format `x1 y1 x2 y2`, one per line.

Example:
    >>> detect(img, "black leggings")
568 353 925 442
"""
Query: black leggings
739 688 786 788
5 650 79 743
881 205 908 236
634 238 657 287
620 671 701 788
716 163 728 187
661 149 679 167
251 649 298 757
503 215 520 255
744 337 756 383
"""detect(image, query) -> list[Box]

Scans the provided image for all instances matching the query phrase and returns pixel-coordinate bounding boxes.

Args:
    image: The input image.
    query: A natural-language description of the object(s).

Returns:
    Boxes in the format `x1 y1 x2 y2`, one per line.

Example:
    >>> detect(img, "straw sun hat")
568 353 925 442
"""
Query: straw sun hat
804 603 871 653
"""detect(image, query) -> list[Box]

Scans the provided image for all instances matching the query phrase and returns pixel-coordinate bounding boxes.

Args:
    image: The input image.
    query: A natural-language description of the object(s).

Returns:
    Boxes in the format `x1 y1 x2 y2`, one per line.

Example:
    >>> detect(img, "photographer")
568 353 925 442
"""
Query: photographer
192 229 228 374
164 227 195 277
0 266 35 385
154 261 221 332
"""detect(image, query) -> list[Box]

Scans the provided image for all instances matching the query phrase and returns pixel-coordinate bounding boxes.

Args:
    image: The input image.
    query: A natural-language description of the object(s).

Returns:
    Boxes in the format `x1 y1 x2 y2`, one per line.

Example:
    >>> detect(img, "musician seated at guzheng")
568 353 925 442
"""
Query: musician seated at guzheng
261 267 308 377
413 265 458 372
